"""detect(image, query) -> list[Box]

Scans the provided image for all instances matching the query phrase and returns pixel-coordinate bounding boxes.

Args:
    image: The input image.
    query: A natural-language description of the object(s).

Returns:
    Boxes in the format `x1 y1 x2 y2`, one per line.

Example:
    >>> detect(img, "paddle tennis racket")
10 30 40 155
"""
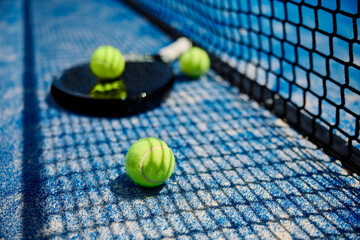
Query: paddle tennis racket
51 37 192 116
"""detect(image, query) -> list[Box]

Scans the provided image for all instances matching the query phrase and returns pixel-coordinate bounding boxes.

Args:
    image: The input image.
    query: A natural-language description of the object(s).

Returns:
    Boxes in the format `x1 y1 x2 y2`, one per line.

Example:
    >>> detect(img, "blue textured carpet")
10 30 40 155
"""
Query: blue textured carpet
0 0 360 239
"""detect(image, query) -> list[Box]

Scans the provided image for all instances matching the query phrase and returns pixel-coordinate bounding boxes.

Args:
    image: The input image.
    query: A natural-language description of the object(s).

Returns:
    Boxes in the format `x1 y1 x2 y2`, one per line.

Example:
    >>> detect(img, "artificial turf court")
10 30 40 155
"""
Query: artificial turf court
0 0 360 239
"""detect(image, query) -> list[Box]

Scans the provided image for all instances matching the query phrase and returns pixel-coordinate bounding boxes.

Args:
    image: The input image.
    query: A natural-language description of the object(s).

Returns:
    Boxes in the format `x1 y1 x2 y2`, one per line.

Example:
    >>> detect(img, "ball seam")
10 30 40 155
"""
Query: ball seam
140 145 169 184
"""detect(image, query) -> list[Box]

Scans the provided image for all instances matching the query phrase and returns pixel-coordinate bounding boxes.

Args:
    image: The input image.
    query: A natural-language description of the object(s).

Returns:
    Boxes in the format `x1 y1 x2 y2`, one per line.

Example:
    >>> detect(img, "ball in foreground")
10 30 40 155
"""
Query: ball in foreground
90 45 125 80
125 137 175 187
179 47 210 78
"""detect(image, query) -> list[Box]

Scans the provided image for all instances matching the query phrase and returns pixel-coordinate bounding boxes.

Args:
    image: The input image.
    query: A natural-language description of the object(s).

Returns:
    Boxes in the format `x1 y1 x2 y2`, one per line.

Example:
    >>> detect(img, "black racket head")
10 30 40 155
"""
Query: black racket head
51 56 174 116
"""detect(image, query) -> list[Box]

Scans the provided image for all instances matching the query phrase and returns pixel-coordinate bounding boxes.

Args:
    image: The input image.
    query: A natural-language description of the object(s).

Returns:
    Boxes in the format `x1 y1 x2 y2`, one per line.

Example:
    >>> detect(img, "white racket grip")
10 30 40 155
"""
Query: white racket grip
158 37 192 63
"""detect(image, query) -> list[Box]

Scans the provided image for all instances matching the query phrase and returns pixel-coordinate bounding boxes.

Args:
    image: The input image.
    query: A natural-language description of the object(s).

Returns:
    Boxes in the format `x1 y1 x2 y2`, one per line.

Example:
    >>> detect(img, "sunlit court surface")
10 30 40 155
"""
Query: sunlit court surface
0 0 360 239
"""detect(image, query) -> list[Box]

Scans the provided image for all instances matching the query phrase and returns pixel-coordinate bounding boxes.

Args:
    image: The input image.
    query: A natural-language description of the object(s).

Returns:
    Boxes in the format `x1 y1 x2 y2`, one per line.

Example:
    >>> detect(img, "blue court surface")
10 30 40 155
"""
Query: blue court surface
1 0 360 239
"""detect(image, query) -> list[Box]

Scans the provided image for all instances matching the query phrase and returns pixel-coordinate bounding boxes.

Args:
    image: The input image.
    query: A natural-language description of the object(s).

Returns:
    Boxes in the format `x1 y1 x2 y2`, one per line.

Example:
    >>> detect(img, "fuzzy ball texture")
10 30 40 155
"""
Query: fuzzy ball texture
125 137 175 187
90 45 125 80
179 47 210 78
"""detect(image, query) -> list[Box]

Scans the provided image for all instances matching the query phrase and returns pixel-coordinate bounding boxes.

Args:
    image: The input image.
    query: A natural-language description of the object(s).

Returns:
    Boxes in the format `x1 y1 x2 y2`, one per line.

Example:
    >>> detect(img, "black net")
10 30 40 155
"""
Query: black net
126 0 360 173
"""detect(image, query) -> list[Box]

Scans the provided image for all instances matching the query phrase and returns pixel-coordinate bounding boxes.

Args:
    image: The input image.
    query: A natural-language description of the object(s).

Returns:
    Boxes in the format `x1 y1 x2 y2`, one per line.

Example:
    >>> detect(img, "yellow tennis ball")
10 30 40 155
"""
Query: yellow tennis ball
90 45 125 80
179 47 210 78
125 137 175 187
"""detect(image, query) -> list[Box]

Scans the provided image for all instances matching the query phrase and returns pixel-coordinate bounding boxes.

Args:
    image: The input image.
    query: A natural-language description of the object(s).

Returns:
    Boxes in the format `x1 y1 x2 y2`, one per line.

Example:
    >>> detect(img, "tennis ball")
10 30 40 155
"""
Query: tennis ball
125 137 175 187
90 45 125 80
179 47 210 78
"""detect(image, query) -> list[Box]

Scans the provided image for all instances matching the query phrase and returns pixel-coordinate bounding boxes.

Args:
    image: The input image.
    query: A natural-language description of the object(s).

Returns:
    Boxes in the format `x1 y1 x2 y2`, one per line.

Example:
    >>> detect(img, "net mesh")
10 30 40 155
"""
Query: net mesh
128 0 360 172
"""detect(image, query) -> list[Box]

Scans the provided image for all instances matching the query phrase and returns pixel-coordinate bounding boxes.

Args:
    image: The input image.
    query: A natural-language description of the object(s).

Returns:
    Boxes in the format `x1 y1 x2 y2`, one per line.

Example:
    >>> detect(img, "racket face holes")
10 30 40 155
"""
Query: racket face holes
122 60 173 96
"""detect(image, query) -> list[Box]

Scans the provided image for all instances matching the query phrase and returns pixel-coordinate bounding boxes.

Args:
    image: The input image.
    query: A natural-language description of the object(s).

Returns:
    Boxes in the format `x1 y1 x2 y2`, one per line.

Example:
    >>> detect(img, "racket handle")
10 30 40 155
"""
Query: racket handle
158 37 192 63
